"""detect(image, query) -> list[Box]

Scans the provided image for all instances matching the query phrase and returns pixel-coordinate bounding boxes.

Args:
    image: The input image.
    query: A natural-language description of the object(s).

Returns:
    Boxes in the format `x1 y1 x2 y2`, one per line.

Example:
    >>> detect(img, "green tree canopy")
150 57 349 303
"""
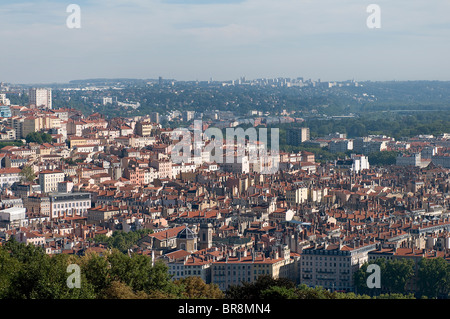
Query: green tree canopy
417 257 450 298
20 165 36 182
25 132 53 144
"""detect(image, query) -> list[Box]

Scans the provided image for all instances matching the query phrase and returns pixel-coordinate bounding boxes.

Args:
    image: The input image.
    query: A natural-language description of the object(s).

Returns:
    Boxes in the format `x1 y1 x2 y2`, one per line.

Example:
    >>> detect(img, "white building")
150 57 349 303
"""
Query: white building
0 167 22 189
39 170 65 193
165 251 213 283
286 187 308 206
29 88 52 109
144 167 158 185
329 139 353 153
0 93 10 106
300 241 378 292
396 153 422 167
0 206 26 228
48 192 92 219
351 154 370 173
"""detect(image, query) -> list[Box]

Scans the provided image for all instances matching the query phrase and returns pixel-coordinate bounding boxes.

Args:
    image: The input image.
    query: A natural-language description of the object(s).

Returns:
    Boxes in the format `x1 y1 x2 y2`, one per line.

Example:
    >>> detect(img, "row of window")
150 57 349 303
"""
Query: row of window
53 201 90 209
172 270 202 276
303 255 347 261
215 270 269 276
302 261 350 268
214 264 270 270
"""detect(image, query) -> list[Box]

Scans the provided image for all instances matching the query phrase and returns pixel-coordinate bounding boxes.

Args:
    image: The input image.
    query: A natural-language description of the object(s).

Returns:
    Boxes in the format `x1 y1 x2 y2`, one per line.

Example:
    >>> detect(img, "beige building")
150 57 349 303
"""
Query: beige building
300 240 378 292
39 170 65 193
24 194 51 216
87 205 120 224
286 186 308 206
135 121 155 137
210 245 295 291
151 159 173 179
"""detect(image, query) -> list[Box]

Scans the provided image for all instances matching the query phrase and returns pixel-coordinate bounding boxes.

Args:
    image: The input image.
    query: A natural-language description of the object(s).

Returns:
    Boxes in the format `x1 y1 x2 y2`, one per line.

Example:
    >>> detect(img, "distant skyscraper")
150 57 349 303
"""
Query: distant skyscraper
286 127 310 146
29 88 52 109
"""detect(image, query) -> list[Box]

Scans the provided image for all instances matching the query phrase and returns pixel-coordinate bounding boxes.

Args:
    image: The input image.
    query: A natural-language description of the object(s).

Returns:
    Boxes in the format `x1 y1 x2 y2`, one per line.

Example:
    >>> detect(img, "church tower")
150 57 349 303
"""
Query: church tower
198 223 213 250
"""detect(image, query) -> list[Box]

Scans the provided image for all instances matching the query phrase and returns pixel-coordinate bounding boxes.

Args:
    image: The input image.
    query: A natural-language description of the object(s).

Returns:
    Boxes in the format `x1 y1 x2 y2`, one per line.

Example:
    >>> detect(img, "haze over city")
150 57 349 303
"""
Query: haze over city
1 0 450 84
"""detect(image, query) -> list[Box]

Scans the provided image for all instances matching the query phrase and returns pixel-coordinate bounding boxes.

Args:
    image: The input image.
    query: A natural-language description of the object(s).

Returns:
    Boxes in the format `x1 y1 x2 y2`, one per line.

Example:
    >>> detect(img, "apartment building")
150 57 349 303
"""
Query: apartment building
286 186 308 206
165 251 213 283
49 192 92 219
0 167 22 189
286 127 310 146
396 153 422 167
29 88 52 109
39 170 65 193
329 139 354 153
135 121 155 137
151 159 173 179
210 245 295 291
300 240 378 292
0 207 26 229
24 194 51 216
87 205 120 225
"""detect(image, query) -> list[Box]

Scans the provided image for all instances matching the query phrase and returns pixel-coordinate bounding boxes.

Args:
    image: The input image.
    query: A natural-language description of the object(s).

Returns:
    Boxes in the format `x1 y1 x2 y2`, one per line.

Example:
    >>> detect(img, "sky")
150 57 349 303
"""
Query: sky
1 0 450 84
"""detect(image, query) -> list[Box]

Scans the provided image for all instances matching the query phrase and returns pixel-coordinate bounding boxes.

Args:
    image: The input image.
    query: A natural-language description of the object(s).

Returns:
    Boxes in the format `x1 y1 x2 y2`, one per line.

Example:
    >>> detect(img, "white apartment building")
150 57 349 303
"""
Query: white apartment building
286 186 308 206
144 167 158 185
39 170 65 193
166 253 213 284
48 192 92 219
351 154 370 173
0 207 26 229
0 94 10 106
29 88 52 109
396 153 422 167
0 167 22 189
329 139 354 153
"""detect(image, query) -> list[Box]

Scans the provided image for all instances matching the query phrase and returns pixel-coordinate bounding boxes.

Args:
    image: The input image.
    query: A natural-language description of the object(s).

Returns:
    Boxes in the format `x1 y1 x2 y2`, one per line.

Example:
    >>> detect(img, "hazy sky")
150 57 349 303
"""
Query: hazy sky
1 0 450 84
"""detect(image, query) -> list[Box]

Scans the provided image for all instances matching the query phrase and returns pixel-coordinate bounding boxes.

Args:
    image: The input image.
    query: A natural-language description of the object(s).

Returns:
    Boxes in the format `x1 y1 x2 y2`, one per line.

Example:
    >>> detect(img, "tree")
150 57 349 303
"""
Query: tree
296 284 337 299
93 229 153 253
260 286 299 299
383 259 415 294
25 132 53 144
98 281 148 299
79 249 181 298
20 165 36 182
368 151 399 166
0 248 21 298
354 259 386 296
1 240 95 299
79 252 112 295
107 249 152 292
225 275 296 299
145 260 181 297
175 276 224 299
417 257 450 298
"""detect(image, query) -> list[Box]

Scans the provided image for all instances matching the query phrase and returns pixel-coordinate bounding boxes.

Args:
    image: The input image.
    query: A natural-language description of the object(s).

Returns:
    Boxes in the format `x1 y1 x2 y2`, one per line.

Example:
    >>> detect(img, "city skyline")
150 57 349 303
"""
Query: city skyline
1 0 450 84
